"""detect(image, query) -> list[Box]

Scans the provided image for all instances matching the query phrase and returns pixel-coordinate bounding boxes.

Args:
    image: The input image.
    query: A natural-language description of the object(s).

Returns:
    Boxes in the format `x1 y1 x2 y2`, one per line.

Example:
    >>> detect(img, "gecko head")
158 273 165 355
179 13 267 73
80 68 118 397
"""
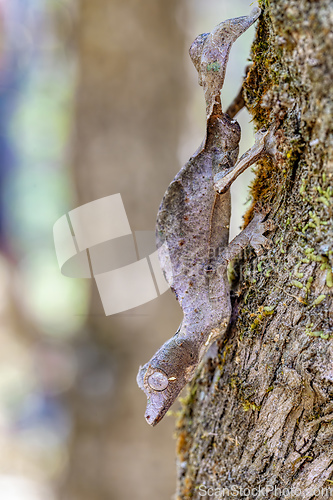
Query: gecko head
137 333 199 426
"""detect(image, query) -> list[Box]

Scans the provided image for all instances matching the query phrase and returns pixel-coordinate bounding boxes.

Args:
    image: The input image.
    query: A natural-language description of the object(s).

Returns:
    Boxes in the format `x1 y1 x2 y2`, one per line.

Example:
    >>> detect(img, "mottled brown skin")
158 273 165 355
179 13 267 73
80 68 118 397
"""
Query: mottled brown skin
137 8 276 426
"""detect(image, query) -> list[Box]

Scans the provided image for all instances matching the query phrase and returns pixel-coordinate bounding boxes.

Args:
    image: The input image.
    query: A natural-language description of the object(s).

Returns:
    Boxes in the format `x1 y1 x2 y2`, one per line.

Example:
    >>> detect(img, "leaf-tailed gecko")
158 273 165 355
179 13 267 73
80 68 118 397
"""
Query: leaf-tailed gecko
137 7 276 426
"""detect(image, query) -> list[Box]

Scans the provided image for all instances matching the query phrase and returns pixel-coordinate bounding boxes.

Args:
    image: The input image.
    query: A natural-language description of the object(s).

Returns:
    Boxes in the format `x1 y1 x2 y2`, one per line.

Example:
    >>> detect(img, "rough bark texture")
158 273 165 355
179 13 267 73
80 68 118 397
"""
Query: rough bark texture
176 1 333 498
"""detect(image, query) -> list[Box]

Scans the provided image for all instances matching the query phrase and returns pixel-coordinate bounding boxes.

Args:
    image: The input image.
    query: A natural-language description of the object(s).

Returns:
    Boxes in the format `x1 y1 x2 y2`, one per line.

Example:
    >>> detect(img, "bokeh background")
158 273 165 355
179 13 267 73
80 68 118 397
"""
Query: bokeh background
0 0 258 498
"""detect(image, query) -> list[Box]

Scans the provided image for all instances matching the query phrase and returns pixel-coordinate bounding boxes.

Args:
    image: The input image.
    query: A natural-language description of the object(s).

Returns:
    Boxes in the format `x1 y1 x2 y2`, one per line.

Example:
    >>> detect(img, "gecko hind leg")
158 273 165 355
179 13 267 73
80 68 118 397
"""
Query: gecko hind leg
216 211 275 274
248 216 275 256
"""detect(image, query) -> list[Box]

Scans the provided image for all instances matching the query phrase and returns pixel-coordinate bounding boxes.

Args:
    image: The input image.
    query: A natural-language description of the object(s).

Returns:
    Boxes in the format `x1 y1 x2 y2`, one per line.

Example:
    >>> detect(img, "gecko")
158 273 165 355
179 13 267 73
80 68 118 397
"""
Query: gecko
137 7 276 426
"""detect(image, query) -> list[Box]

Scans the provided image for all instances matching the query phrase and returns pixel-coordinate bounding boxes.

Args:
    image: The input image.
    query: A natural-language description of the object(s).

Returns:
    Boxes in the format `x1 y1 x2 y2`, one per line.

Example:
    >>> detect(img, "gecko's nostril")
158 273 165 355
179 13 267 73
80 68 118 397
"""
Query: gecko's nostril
147 371 169 391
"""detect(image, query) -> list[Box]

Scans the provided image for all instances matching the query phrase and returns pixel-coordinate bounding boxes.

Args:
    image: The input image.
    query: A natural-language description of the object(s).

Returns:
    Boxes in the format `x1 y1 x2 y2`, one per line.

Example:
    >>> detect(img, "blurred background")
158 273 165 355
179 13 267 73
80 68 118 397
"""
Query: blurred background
0 0 258 499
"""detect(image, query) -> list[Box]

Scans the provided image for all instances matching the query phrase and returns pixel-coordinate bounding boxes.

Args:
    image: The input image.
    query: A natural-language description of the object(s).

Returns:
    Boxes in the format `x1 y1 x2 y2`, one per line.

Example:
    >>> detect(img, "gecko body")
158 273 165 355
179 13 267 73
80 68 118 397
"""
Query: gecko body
137 8 276 426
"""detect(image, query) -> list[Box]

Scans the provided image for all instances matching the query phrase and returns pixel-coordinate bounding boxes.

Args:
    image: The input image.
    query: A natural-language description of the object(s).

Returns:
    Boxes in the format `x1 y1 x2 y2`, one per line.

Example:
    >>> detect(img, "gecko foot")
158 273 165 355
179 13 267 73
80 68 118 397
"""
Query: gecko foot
262 219 275 231
218 210 275 266
246 212 275 256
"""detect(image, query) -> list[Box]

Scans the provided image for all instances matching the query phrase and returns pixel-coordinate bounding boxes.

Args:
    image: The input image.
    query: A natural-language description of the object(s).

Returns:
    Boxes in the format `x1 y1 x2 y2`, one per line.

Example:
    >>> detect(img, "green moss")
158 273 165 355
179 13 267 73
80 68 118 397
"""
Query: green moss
317 196 330 207
299 178 307 195
326 269 333 288
304 277 313 294
310 295 326 307
242 400 261 412
291 280 303 289
207 62 221 72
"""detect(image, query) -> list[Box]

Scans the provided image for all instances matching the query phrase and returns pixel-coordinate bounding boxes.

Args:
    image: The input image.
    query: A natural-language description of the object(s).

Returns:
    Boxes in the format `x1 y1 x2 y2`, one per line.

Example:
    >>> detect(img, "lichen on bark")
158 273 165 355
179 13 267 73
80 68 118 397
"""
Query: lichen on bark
176 1 333 498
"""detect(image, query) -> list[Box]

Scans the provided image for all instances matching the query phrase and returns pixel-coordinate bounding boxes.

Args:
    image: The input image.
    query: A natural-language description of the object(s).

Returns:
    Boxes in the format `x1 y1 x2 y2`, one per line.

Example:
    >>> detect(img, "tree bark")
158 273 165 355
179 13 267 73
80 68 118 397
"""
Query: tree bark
176 1 333 499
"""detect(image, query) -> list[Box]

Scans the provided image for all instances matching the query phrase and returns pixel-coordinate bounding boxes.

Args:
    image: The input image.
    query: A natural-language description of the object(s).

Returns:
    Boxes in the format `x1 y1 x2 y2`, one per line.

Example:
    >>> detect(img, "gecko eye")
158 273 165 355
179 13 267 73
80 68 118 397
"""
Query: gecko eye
147 371 169 391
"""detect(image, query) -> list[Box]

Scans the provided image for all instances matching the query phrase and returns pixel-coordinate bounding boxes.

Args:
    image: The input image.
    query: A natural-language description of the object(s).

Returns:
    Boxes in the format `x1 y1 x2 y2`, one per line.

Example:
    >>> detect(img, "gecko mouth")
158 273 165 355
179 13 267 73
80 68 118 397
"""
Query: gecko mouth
145 399 166 427
144 386 182 427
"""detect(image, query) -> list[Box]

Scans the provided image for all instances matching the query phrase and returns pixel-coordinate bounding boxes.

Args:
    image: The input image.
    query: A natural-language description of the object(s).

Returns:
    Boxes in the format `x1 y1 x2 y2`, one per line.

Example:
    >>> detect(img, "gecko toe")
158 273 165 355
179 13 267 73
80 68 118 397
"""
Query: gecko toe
263 219 275 232
254 246 264 256
250 233 272 255
262 237 273 250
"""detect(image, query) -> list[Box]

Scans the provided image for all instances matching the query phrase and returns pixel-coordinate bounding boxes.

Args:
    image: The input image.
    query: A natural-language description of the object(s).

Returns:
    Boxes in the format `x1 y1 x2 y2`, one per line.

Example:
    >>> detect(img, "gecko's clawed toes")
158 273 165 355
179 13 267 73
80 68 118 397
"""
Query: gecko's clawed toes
247 213 275 255
263 219 276 232
253 246 264 256
253 204 270 217
250 234 272 255
262 237 273 250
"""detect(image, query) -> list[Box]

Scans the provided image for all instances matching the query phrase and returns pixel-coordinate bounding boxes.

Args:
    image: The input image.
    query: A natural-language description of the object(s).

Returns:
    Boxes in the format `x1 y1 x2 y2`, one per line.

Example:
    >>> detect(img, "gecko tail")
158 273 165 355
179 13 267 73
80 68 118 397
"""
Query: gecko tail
189 7 261 118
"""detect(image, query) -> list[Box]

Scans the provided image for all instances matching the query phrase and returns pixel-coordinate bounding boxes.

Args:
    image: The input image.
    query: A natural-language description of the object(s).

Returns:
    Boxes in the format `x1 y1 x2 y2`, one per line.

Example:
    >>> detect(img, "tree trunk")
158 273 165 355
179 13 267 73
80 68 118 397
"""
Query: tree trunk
176 1 333 498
